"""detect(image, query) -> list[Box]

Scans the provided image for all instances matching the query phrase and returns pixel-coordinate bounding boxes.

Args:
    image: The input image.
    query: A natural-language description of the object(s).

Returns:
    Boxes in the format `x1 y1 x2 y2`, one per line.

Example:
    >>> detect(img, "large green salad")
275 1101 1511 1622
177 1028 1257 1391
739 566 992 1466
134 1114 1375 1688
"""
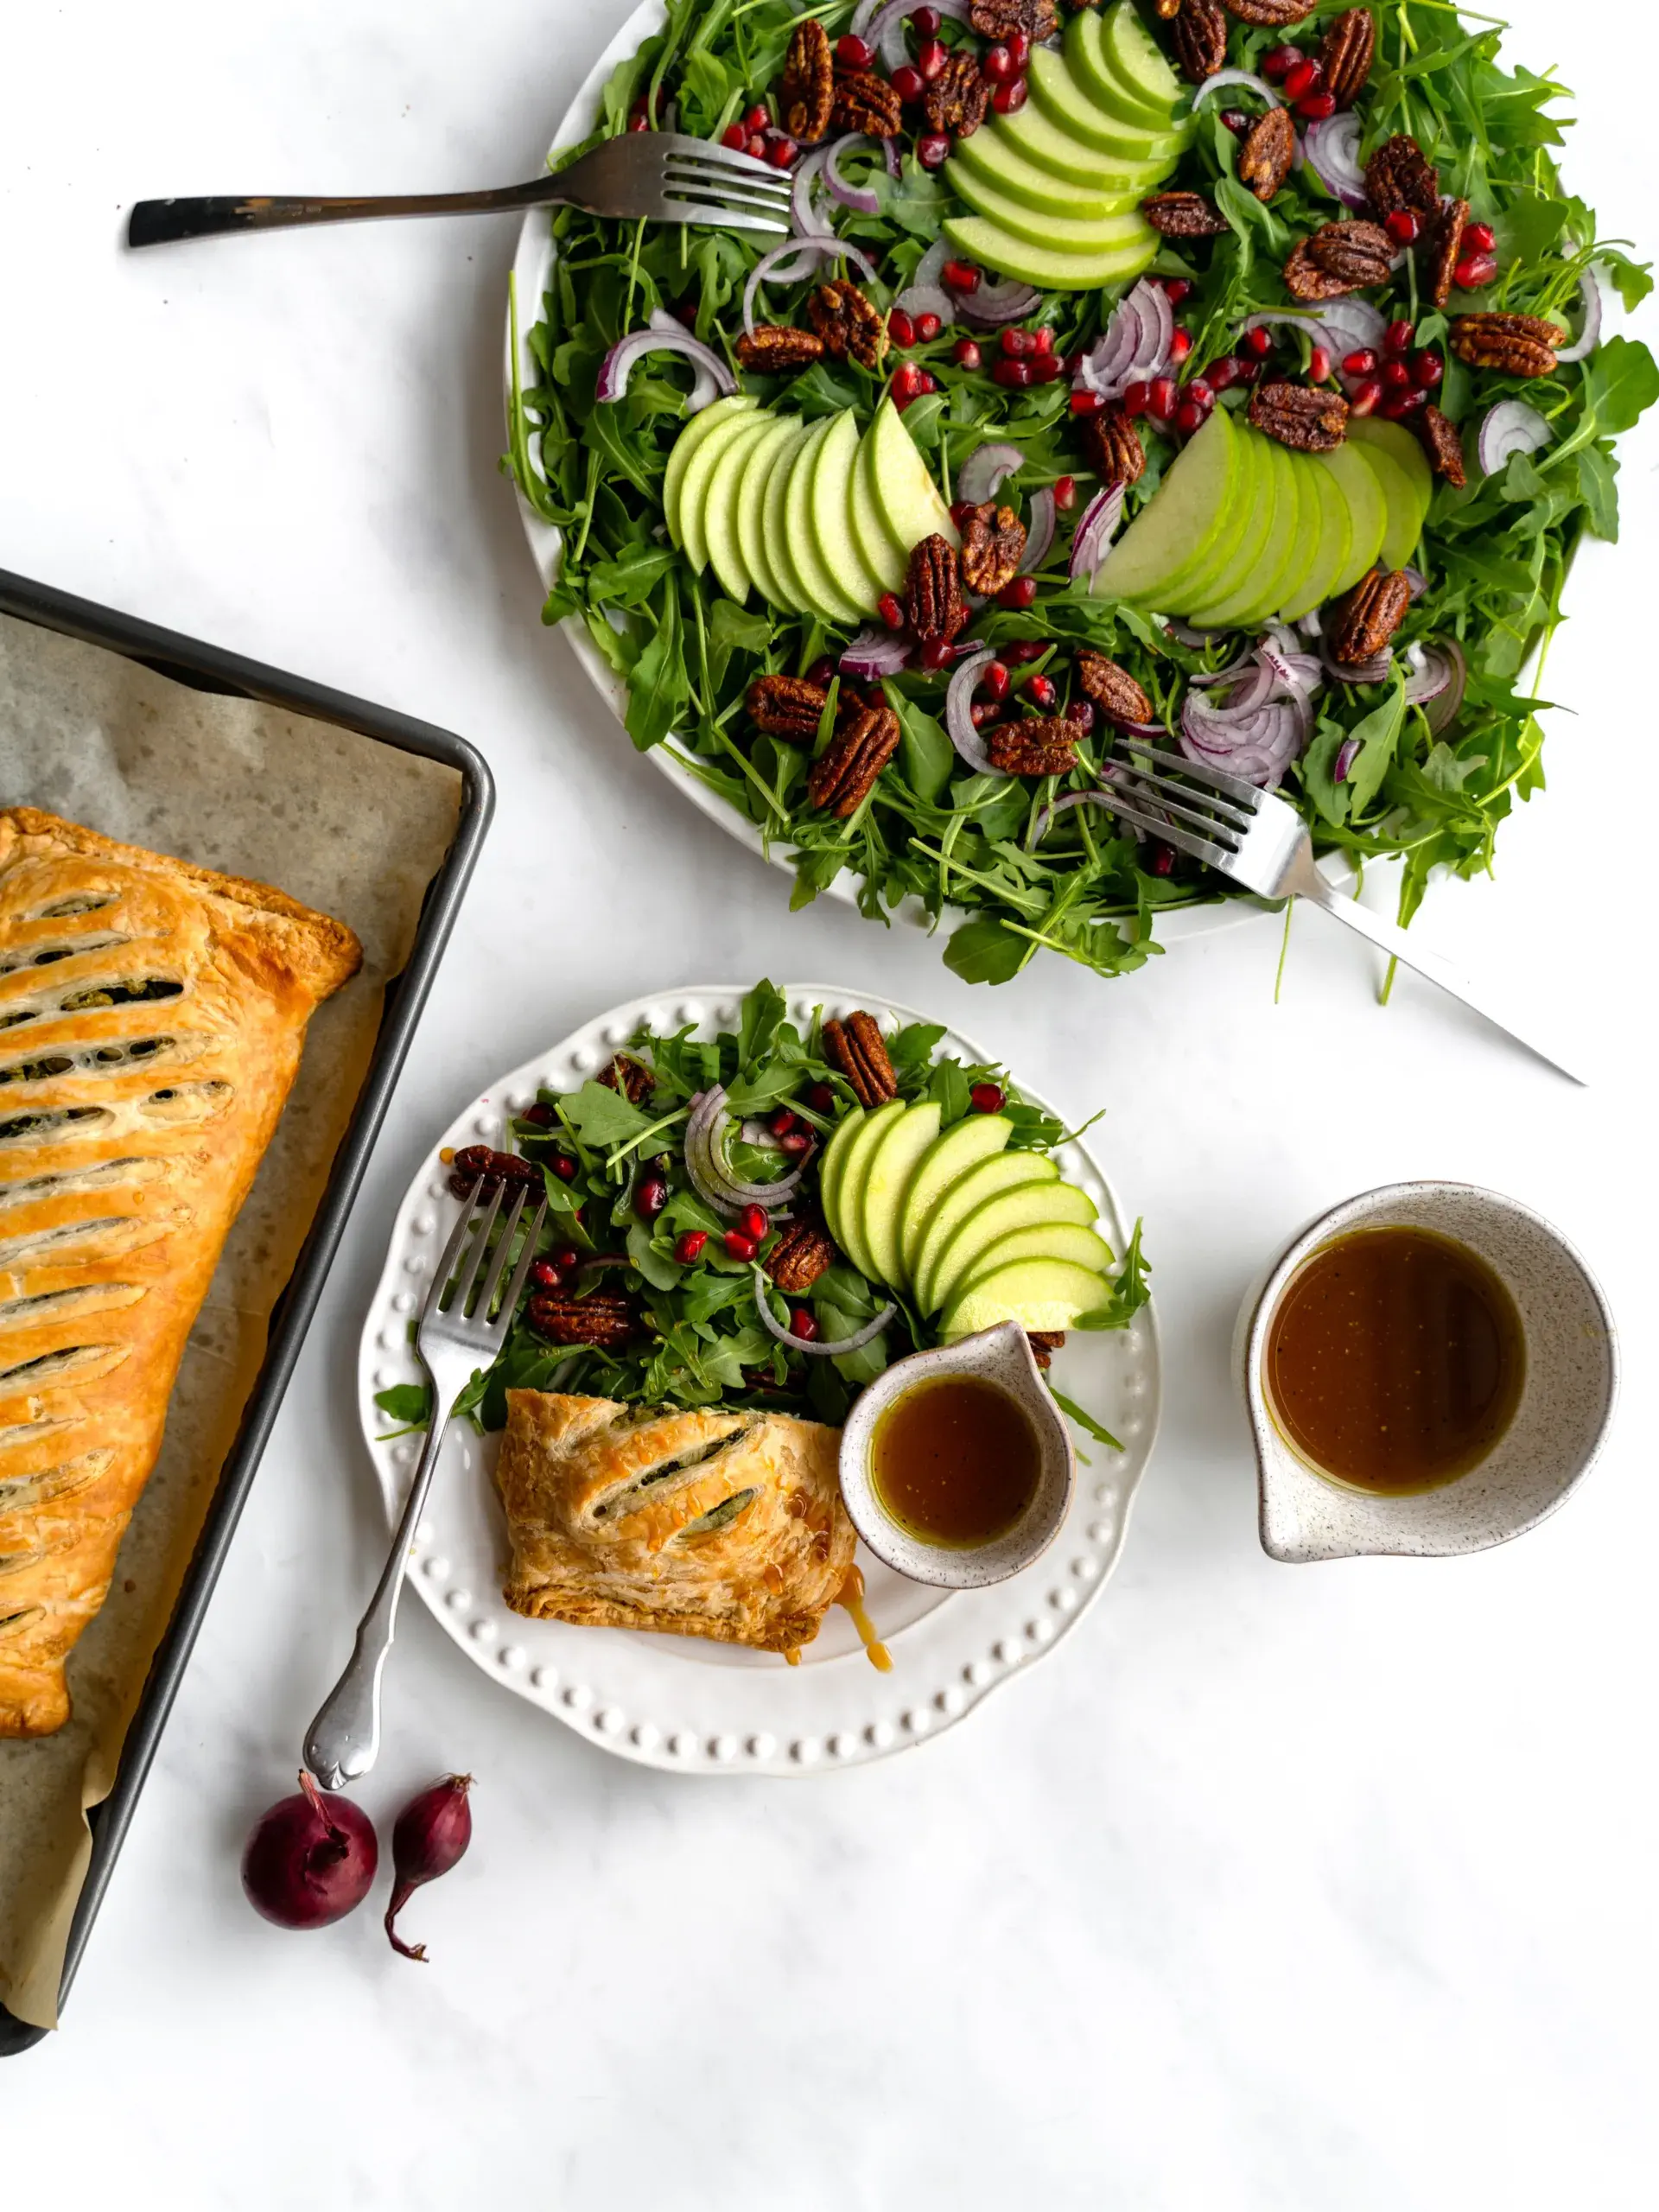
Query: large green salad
508 0 1655 982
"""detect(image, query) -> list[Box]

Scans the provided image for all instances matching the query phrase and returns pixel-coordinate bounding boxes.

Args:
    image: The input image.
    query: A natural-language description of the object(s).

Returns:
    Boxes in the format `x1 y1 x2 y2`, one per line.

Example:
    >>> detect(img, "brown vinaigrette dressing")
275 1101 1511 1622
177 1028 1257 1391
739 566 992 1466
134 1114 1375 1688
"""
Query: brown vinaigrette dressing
1266 1225 1525 1494
871 1374 1040 1547
836 1564 892 1672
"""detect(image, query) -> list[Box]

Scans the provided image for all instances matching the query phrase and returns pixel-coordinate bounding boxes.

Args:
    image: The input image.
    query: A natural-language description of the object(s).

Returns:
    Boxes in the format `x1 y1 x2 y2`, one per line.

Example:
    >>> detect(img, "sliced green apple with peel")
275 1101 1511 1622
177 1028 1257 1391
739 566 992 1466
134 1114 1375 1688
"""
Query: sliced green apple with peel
1099 0 1185 122
830 1099 907 1281
761 420 818 613
1068 8 1180 134
957 1223 1115 1301
808 410 884 614
677 407 769 575
664 394 756 551
1211 439 1313 629
946 166 1147 254
1346 419 1430 570
1092 407 1239 604
865 397 958 556
849 430 908 594
785 412 867 625
858 1102 942 1288
1278 452 1352 621
949 127 1167 221
817 1105 867 1249
1348 416 1433 530
912 1151 1059 1317
735 413 805 613
1141 426 1262 615
940 1256 1118 1342
702 413 779 602
1318 442 1389 594
1179 429 1283 624
942 213 1160 292
994 101 1175 188
1244 447 1324 625
925 1178 1101 1316
899 1112 1014 1281
1027 46 1186 159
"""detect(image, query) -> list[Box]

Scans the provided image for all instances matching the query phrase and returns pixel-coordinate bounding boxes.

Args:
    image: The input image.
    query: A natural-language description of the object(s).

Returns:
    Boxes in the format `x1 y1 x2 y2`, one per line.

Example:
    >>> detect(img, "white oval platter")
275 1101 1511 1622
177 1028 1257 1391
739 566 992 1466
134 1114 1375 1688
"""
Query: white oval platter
356 983 1160 1775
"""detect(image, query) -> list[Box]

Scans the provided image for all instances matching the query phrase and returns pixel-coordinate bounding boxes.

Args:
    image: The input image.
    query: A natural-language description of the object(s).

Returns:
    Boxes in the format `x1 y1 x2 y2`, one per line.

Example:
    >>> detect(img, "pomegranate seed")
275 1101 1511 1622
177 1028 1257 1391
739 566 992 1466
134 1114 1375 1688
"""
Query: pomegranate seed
1261 43 1302 81
1342 347 1378 377
993 358 1033 388
949 499 976 527
1072 699 1096 734
1381 357 1411 390
805 1082 835 1112
1243 326 1274 359
1412 349 1443 390
523 1101 556 1128
747 133 767 160
1383 389 1427 418
992 75 1027 114
918 639 957 669
1031 325 1053 354
836 33 874 68
918 130 951 167
1297 89 1337 120
769 1108 797 1138
721 123 747 150
772 133 799 166
779 1129 812 1157
789 1308 819 1341
746 105 770 131
673 1230 708 1265
911 4 942 31
969 1081 1005 1113
1465 220 1496 253
1384 208 1423 247
1206 356 1239 391
983 41 1015 81
1053 474 1077 510
740 1203 769 1242
1349 377 1383 417
550 1154 577 1182
916 311 942 341
1168 328 1192 363
1283 59 1321 99
983 660 1011 699
635 1173 668 1221
806 657 836 686
1000 327 1030 357
892 359 925 399
1122 379 1152 416
969 700 1001 728
888 308 915 347
917 37 949 81
553 1247 581 1272
1174 399 1204 432
1185 378 1213 408
916 370 938 393
1162 277 1192 307
878 591 905 630
627 115 650 132
1007 29 1030 67
953 336 982 367
890 65 925 103
1384 318 1414 355
1308 345 1332 383
1149 842 1175 877
1070 389 1105 416
1149 376 1178 422
1027 673 1058 709
1004 639 1045 663
998 576 1038 610
723 1229 759 1262
1220 108 1252 137
943 259 981 292
530 1259 561 1291
1453 253 1498 290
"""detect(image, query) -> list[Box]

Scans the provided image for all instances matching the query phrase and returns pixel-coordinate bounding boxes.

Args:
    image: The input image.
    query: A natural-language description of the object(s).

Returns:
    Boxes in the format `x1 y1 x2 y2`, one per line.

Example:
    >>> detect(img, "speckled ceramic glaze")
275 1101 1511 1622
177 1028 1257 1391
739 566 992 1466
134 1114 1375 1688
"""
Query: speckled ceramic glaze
838 1323 1077 1589
1238 1183 1618 1562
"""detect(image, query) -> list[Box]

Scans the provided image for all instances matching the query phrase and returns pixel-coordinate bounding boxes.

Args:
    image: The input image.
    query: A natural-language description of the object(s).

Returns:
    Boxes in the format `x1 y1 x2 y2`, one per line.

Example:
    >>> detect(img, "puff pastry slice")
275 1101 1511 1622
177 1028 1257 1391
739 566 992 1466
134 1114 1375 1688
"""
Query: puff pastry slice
495 1390 855 1653
0 807 360 1736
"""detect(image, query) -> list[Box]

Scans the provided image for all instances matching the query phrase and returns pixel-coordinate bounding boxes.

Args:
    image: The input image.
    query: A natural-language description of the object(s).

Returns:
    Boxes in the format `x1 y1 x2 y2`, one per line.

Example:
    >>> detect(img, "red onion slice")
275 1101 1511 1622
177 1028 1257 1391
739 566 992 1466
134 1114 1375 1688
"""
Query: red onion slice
741 236 879 336
1241 299 1387 354
1031 789 1121 845
1554 263 1608 364
1402 639 1459 712
893 283 957 326
958 276 1043 327
1019 486 1056 574
824 132 882 217
1076 279 1174 397
1402 565 1427 600
1477 398 1552 476
791 146 835 241
1422 637 1467 735
1192 68 1281 108
882 136 902 181
685 1088 808 1210
596 325 737 409
944 649 1004 776
1302 110 1369 210
1180 690 1307 788
1333 735 1361 783
1320 645 1394 684
840 627 912 677
861 0 971 68
751 1267 896 1357
958 442 1026 504
1068 483 1124 580
914 238 951 293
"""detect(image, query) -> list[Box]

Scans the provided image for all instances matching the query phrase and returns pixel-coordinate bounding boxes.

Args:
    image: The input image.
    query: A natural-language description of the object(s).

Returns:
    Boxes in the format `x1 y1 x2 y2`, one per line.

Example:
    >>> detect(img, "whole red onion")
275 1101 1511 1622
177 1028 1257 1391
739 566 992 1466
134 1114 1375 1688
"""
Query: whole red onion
241 1771 378 1930
385 1774 474 1962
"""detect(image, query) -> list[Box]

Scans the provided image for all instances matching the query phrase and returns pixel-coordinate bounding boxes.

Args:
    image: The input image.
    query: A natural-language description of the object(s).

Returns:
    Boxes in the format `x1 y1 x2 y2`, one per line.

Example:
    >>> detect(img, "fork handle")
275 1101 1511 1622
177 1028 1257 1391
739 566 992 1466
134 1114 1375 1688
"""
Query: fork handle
128 177 561 246
1295 864 1590 1084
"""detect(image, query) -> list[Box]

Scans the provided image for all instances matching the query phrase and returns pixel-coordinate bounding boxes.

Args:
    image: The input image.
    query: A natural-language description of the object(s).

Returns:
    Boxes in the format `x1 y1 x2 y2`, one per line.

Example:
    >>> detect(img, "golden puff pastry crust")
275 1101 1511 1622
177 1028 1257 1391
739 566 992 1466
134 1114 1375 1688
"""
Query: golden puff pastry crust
495 1390 855 1654
0 807 360 1736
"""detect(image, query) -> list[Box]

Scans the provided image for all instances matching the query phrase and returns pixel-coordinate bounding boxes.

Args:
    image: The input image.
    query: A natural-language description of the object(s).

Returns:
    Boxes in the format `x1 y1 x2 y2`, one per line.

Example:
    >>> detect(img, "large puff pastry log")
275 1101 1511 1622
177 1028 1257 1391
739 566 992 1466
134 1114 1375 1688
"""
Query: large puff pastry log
0 808 360 1736
496 1391 855 1654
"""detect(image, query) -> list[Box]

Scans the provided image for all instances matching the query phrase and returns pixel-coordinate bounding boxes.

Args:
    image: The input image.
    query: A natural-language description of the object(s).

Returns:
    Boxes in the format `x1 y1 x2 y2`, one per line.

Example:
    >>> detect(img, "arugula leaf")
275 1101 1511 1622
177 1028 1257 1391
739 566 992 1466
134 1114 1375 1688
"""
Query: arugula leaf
1071 1221 1150 1333
560 1080 653 1147
1050 1389 1125 1454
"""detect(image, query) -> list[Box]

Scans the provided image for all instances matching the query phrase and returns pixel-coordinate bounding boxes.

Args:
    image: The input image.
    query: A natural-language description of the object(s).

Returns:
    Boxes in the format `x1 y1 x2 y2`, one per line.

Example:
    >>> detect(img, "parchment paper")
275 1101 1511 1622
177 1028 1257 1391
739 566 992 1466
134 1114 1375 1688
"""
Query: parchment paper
0 611 463 2029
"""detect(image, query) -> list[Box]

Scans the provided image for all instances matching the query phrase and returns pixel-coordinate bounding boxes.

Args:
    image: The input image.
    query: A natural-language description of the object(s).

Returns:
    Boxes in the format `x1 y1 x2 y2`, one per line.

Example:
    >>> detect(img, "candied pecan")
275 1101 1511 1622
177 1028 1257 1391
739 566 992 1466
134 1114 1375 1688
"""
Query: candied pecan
959 502 1027 597
448 1144 540 1198
1249 379 1349 452
1450 312 1564 378
747 672 828 744
970 0 1058 41
1171 0 1227 84
1417 403 1466 488
1027 1331 1066 1370
1328 569 1411 664
831 68 904 138
1428 197 1468 313
988 717 1082 775
596 1052 652 1104
924 52 991 137
806 706 901 818
1141 190 1228 238
779 19 834 143
904 533 969 643
822 1011 899 1107
1365 134 1440 219
527 1290 638 1350
1077 651 1154 728
1238 105 1297 202
1283 219 1393 301
735 324 824 373
807 276 888 369
1081 404 1146 487
1221 0 1314 20
1318 9 1376 107
766 1218 838 1294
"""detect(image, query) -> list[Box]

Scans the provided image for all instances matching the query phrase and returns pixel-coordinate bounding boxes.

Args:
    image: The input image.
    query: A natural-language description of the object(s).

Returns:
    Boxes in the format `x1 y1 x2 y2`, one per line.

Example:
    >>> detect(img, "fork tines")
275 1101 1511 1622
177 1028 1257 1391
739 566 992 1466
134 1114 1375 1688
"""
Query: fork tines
658 136 794 232
436 1175 547 1332
1098 738 1262 873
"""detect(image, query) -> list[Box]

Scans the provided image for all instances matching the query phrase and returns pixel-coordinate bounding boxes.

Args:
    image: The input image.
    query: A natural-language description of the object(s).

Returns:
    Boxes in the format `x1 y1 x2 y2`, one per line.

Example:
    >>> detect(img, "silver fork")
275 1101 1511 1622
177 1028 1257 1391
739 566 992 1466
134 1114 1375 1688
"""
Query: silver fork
128 131 793 248
305 1175 547 1789
1097 739 1587 1084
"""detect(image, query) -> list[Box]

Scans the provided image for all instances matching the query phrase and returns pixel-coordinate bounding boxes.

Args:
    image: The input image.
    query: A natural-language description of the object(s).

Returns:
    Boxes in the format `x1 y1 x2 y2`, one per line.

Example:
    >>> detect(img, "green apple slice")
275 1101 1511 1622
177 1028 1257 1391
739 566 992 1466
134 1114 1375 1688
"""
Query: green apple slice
1027 46 1187 159
1179 429 1285 624
1099 0 1185 122
926 1179 1102 1316
675 405 769 574
948 128 1154 222
994 101 1176 188
912 1151 1058 1317
946 164 1146 252
858 1102 943 1289
809 410 884 615
1348 416 1433 528
1318 442 1389 594
832 1100 908 1281
735 413 805 613
663 394 757 551
1277 451 1351 621
849 429 908 594
784 412 866 625
702 413 778 602
1346 417 1431 569
957 1223 1116 1301
1092 407 1239 604
1246 448 1324 625
1205 439 1313 629
865 397 958 556
817 1105 867 1249
1069 7 1181 133
940 1256 1118 1342
899 1112 1014 1282
942 213 1160 292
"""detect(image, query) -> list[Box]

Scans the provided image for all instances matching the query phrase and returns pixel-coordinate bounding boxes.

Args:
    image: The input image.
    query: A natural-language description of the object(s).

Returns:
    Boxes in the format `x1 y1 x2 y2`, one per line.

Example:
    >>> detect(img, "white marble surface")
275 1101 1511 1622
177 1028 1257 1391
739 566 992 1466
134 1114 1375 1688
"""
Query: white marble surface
3 2 1656 2202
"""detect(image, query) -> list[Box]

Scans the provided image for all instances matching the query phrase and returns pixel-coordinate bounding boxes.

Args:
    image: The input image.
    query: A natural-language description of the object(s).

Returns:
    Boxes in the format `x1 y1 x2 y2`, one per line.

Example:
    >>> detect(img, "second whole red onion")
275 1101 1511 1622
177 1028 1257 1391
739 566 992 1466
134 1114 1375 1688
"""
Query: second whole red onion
385 1774 475 1962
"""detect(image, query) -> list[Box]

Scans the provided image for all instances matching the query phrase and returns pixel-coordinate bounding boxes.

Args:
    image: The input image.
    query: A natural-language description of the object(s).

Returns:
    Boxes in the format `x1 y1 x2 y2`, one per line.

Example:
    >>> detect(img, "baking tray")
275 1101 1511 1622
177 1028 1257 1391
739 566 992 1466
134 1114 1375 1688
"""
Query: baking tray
0 568 493 2053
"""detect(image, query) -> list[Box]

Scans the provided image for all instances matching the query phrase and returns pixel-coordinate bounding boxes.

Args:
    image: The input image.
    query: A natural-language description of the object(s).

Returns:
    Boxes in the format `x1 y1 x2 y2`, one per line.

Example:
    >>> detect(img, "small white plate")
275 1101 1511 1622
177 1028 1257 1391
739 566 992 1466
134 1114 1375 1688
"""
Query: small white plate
355 983 1160 1774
